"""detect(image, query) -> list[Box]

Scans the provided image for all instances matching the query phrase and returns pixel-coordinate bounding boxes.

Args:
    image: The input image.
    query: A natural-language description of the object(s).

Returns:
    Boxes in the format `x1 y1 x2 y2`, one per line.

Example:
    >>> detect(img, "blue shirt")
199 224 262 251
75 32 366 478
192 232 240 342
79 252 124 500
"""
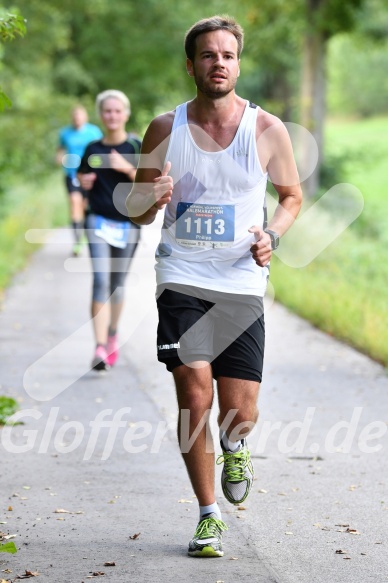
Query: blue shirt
59 123 103 178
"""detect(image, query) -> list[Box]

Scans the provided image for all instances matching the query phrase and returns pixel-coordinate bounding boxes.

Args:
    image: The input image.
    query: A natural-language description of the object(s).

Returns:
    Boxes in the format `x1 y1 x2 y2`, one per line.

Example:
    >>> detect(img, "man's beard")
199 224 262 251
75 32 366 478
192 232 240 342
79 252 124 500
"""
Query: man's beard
193 69 237 99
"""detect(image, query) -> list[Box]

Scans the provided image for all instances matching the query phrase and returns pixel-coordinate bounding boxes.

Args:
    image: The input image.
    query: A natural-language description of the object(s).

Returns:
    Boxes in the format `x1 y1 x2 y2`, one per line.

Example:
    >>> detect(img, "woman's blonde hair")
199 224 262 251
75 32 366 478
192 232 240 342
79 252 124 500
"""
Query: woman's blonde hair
95 90 131 116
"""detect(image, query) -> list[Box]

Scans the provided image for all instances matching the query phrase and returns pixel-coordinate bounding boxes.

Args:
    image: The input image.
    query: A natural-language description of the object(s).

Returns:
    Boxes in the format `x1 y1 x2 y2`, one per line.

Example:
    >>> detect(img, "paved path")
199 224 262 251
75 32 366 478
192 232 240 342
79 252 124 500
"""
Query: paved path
1 222 387 582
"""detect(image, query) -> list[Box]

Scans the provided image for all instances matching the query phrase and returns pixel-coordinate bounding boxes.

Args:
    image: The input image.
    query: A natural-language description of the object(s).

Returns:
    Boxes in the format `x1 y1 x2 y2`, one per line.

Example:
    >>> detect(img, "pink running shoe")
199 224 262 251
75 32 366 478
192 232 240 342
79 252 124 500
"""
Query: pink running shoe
92 345 110 371
106 334 119 367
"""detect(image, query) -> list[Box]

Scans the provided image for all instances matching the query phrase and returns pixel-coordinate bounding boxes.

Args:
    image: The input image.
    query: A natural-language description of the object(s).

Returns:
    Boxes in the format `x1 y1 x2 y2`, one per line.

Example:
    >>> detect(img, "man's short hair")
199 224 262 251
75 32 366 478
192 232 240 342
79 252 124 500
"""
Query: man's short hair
184 15 244 61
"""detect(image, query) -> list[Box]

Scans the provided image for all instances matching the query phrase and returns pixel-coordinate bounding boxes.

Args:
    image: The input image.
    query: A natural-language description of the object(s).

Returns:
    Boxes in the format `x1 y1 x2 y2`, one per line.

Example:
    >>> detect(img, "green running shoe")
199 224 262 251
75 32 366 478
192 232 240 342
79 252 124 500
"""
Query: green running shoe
188 514 228 558
217 438 254 505
72 234 87 257
72 241 83 257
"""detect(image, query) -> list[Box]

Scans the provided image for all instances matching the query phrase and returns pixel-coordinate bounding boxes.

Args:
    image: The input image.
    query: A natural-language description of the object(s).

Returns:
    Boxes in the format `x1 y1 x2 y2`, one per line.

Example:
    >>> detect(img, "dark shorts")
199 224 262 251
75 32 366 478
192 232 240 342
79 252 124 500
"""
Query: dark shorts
156 284 265 383
65 176 86 197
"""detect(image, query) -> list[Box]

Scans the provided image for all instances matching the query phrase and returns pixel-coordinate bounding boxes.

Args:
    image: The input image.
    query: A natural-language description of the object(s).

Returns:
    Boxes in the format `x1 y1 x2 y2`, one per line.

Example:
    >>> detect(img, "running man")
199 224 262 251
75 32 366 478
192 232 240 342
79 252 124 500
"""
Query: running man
126 15 302 557
57 105 102 256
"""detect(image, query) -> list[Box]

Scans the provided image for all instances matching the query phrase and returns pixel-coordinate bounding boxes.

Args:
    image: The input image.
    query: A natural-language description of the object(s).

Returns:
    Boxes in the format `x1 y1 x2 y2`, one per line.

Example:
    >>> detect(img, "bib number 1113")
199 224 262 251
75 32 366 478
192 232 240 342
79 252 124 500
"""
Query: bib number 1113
184 216 225 236
175 202 235 248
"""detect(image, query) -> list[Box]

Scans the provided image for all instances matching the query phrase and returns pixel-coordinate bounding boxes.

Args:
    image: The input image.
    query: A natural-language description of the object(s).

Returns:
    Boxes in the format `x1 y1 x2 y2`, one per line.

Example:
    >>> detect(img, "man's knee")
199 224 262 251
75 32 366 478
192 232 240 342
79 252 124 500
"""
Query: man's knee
219 406 259 438
177 385 213 414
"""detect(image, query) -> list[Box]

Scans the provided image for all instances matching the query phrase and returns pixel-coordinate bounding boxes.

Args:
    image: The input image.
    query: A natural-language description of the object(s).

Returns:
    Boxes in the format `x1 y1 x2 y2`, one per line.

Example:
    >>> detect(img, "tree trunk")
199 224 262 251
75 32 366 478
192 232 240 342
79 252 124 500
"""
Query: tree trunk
300 5 327 197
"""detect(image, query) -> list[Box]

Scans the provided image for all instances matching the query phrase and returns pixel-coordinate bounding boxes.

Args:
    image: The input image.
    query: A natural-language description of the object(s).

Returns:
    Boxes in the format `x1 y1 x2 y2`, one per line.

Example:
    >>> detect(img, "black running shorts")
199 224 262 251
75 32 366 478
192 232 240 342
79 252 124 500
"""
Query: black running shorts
65 176 86 197
156 284 265 383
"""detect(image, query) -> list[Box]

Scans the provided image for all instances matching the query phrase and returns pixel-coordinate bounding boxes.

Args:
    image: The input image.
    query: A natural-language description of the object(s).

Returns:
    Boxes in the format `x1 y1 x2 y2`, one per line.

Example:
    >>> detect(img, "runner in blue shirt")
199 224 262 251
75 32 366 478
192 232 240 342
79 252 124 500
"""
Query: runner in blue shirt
57 105 102 256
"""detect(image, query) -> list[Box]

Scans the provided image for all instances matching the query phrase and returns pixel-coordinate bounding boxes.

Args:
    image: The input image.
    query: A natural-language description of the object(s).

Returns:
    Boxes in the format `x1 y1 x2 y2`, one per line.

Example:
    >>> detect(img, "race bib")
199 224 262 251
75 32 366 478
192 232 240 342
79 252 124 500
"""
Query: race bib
175 202 235 248
94 215 129 249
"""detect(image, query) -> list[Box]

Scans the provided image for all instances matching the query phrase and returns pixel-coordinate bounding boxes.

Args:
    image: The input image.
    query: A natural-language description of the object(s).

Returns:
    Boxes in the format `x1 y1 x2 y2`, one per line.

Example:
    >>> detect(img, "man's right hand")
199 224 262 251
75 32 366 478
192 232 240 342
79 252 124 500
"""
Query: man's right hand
78 172 97 191
152 161 173 210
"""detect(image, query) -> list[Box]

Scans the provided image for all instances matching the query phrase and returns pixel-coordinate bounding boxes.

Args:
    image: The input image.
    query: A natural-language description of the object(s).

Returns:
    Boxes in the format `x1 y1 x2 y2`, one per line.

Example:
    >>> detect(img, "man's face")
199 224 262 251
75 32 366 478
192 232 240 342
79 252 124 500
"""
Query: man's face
187 30 240 99
72 107 88 129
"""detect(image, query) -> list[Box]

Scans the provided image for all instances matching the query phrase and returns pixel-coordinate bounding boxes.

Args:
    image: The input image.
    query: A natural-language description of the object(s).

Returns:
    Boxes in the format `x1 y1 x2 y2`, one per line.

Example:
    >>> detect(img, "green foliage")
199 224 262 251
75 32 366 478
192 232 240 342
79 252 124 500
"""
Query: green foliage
239 0 303 118
0 0 291 197
0 0 386 198
0 10 26 41
0 88 11 109
307 0 364 38
0 395 18 424
0 8 26 109
328 33 388 117
0 541 17 553
355 0 388 40
52 55 97 96
7 0 248 120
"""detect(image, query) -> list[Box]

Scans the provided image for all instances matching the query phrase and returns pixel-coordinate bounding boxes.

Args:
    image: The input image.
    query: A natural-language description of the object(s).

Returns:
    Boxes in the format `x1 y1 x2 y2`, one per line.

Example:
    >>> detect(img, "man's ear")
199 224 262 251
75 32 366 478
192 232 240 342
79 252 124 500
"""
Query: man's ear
186 58 194 77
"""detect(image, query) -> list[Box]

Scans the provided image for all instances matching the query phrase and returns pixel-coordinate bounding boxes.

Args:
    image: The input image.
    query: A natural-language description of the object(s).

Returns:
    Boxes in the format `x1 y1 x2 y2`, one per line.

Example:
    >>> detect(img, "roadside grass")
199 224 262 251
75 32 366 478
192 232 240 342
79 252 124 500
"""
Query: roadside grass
271 116 388 367
325 116 388 241
0 172 67 293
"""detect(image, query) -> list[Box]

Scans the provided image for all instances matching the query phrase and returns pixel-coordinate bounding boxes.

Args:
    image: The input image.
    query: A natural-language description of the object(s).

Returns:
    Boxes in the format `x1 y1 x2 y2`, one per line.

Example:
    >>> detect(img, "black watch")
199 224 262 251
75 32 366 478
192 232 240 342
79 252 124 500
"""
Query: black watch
264 229 280 250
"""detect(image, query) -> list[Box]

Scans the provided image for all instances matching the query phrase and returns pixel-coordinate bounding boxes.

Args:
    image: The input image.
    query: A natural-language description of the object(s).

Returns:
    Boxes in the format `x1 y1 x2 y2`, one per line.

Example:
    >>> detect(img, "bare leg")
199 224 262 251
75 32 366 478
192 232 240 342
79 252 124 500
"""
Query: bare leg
109 301 123 334
69 191 84 223
217 377 260 441
173 363 216 506
216 377 260 505
91 300 110 345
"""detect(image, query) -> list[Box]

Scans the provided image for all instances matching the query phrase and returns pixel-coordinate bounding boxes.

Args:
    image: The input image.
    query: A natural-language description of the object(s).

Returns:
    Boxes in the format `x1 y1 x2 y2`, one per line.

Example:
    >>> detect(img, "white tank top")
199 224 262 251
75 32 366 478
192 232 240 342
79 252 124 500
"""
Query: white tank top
155 100 269 296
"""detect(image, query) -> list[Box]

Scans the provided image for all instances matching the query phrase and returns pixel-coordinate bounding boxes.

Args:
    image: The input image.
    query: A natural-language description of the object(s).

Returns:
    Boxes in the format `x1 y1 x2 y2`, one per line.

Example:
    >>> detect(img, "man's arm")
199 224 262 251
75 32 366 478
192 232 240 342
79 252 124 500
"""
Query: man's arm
250 116 303 267
56 128 67 166
126 113 174 225
55 147 66 167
